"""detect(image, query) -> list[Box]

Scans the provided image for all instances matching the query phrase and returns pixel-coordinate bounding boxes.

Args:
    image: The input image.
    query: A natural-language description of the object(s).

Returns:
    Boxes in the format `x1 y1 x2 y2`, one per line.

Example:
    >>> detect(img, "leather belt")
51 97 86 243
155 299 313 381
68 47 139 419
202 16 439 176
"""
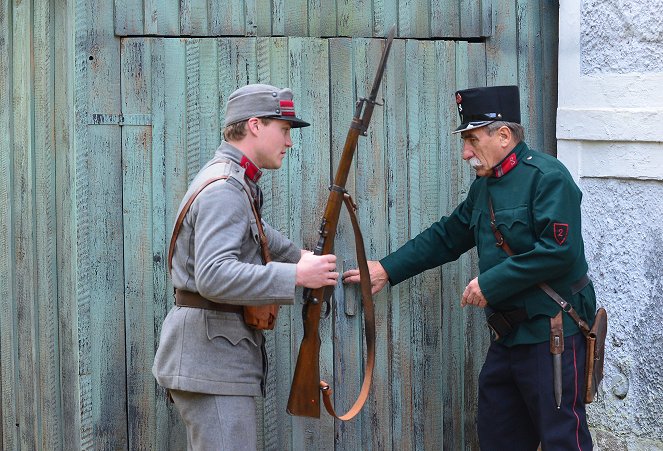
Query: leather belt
487 274 591 341
175 289 243 314
570 274 591 295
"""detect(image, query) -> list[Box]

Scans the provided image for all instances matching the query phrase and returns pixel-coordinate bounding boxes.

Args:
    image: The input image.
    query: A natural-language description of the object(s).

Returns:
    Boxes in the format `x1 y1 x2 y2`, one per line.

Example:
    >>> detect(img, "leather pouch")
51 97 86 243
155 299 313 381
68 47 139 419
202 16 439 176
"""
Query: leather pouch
243 305 279 330
584 307 608 403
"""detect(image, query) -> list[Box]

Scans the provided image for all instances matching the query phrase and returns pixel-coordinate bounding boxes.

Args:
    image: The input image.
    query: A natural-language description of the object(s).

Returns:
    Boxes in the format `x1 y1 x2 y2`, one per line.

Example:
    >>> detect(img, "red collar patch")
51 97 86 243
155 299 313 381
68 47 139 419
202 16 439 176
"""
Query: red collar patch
493 152 518 178
553 223 569 245
240 155 262 183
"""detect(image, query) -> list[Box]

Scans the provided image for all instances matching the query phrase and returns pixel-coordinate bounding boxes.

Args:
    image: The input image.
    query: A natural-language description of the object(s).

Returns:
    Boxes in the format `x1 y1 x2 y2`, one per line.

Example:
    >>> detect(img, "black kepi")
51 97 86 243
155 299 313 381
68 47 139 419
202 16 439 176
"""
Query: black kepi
453 85 520 133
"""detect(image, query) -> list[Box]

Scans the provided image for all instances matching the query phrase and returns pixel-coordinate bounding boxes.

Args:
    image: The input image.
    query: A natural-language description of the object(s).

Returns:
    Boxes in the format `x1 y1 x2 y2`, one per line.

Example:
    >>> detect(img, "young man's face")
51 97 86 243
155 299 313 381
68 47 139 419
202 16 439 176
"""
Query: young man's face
460 126 504 177
253 118 293 169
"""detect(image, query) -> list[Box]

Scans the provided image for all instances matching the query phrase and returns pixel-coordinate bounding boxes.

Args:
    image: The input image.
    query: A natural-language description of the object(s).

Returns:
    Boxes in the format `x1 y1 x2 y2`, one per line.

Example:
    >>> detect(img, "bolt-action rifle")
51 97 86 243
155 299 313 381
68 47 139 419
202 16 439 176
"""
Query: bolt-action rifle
286 25 395 420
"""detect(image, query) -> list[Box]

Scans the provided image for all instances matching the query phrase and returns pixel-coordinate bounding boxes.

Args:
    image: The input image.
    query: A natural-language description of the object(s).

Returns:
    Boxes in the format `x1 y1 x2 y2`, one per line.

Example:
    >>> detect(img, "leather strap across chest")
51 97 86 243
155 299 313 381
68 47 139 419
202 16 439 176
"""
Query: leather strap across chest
168 164 270 274
487 197 591 336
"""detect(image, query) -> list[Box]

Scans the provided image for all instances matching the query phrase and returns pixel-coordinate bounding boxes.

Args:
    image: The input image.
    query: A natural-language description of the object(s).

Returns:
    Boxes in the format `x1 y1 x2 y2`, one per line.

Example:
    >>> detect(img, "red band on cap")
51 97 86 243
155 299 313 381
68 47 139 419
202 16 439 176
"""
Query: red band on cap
279 99 295 116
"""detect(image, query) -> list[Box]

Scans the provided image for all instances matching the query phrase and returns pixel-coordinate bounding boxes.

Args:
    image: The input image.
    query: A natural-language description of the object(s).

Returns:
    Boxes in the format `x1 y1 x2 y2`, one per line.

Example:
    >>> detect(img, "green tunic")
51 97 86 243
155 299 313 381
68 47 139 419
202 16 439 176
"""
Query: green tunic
380 141 596 346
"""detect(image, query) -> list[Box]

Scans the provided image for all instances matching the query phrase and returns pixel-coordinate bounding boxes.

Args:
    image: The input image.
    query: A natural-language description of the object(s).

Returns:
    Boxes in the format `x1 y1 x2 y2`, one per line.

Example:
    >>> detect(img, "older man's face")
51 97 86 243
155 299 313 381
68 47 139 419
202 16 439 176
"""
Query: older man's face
460 126 503 177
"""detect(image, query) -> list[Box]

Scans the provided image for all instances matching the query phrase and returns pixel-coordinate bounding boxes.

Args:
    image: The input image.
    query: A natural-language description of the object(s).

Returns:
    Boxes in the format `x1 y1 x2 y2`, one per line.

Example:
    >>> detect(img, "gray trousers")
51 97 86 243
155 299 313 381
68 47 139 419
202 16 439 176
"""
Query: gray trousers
170 390 257 451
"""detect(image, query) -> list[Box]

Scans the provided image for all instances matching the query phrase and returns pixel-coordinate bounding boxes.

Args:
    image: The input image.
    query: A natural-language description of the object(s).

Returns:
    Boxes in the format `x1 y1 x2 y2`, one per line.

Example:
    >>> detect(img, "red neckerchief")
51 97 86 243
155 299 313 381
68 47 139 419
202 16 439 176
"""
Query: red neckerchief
240 155 262 183
493 152 518 178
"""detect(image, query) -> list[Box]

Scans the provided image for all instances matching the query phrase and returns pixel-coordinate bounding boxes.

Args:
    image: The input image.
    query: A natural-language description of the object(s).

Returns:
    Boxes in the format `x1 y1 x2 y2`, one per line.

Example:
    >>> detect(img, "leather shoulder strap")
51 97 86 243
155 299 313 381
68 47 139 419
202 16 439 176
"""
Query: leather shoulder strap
487 197 591 336
168 176 229 273
167 166 271 273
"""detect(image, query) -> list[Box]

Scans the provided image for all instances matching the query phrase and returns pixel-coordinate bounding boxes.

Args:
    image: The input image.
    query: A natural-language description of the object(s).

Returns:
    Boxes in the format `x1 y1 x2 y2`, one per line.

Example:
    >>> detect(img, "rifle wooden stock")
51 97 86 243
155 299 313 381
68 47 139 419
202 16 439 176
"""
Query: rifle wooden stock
287 25 395 419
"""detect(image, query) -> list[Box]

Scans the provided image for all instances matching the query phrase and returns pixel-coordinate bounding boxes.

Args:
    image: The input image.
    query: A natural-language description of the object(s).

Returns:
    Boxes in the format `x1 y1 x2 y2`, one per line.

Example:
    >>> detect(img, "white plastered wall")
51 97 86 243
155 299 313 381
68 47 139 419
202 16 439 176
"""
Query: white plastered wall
557 1 663 449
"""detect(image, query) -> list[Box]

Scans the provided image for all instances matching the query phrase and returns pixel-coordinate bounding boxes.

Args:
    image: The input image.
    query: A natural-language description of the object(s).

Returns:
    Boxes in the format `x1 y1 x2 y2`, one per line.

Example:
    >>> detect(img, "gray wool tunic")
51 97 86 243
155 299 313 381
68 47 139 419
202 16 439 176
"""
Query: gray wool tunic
152 142 301 396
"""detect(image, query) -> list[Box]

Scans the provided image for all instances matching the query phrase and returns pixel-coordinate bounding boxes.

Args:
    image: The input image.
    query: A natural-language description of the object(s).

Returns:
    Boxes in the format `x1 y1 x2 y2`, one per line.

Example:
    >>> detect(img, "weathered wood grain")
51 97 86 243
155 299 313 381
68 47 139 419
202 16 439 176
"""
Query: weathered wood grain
111 0 499 39
121 38 157 450
81 0 127 447
286 37 336 451
155 37 189 450
357 37 391 451
12 0 38 448
55 0 83 448
328 36 361 450
383 37 414 451
0 0 16 447
34 0 62 448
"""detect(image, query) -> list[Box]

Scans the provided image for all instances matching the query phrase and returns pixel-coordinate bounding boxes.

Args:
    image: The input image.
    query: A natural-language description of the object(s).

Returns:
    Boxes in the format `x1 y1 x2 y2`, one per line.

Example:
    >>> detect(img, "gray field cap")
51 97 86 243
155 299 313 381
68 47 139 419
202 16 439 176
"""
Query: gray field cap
223 84 310 128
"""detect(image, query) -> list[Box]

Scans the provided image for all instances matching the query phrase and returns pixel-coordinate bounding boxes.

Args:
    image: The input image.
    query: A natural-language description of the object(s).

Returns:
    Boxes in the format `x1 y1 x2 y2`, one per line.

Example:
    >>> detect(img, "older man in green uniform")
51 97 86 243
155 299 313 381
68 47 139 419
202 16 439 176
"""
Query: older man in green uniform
344 85 596 450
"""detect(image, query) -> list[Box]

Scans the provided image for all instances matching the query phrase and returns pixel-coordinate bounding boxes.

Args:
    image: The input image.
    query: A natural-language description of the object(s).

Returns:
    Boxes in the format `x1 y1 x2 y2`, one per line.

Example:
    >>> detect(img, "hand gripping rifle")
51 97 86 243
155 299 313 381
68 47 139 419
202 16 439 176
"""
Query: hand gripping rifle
286 25 395 420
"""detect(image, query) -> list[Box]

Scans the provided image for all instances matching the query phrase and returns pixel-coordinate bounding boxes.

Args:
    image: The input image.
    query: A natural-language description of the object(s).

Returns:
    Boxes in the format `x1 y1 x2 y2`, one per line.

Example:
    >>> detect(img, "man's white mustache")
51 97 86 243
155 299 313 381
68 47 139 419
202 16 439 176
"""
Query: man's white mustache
469 157 483 169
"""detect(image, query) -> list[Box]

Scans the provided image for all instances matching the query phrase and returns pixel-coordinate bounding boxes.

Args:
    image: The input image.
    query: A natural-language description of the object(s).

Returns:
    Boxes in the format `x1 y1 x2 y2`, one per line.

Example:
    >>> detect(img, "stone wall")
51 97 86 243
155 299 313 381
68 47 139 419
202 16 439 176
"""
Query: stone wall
557 1 663 449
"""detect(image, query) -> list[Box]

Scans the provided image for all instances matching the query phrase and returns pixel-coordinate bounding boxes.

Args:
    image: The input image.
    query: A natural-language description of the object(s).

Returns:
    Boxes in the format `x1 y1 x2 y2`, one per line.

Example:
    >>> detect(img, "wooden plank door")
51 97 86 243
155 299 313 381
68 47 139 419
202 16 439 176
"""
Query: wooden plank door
119 35 492 450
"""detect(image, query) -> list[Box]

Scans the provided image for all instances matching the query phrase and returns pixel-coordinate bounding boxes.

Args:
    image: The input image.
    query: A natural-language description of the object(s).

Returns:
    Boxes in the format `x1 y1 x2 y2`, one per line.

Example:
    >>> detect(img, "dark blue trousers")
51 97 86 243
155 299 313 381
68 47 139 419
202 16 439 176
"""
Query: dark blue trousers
478 333 593 451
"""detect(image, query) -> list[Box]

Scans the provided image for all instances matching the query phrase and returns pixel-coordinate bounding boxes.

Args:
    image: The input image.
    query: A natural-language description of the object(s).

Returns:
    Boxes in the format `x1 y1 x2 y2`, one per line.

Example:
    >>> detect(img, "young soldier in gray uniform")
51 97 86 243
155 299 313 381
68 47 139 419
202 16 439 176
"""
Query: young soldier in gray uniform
153 84 339 451
344 86 595 450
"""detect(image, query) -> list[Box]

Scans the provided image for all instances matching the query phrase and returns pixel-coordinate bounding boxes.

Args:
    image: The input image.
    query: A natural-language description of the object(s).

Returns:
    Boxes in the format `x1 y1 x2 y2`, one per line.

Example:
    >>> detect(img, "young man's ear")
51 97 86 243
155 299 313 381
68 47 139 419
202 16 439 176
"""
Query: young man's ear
247 117 260 135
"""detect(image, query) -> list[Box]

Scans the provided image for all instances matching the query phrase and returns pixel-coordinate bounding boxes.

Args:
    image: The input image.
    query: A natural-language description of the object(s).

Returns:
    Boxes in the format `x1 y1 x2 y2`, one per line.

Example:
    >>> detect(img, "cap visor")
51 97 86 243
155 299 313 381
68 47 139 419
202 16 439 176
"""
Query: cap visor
268 115 310 128
452 120 493 134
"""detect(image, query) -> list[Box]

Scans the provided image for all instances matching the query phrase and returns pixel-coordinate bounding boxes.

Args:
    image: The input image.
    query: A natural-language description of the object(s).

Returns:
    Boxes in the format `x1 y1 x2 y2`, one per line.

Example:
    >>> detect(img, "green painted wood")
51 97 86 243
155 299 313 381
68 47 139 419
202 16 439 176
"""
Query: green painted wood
33 0 62 449
181 0 209 35
121 38 156 450
337 0 371 36
460 0 492 37
355 37 390 451
0 0 16 448
328 36 361 450
517 0 545 154
115 0 143 35
209 0 249 36
54 1 81 447
286 37 336 451
253 36 292 451
405 39 444 448
0 0 17 449
400 0 431 38
12 0 39 448
154 37 189 449
111 0 499 38
382 38 413 451
432 0 460 37
439 39 464 450
80 0 128 448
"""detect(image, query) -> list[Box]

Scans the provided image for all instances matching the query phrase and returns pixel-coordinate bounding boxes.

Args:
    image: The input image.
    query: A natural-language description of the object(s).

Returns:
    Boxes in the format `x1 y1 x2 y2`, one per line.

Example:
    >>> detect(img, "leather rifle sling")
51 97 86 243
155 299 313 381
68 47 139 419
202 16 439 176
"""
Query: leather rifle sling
319 193 376 421
487 197 591 336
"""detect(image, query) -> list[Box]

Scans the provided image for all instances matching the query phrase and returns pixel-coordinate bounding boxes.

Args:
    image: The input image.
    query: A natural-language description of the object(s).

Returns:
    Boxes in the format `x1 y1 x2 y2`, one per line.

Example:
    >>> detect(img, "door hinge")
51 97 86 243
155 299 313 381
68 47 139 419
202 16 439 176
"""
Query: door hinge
89 114 152 126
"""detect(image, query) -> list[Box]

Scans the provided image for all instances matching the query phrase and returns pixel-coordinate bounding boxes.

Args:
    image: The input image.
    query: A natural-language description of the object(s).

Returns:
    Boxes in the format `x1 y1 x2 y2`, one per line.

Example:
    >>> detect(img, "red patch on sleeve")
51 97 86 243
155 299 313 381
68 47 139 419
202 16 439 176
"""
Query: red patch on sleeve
553 223 569 245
